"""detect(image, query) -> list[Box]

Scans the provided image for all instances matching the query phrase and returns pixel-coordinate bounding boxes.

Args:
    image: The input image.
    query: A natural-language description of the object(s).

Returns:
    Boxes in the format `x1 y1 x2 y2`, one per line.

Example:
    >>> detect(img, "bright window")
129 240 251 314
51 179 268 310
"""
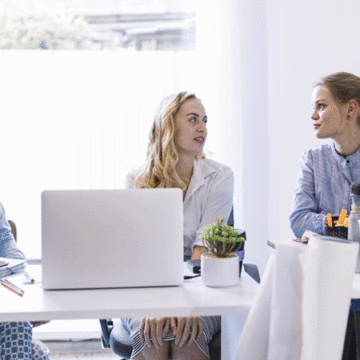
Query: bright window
0 0 206 259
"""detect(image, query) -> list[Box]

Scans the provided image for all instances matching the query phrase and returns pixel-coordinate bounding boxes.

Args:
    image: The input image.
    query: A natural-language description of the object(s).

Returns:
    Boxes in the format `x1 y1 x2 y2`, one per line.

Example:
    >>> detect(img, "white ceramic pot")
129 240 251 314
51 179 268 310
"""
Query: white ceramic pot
201 253 239 287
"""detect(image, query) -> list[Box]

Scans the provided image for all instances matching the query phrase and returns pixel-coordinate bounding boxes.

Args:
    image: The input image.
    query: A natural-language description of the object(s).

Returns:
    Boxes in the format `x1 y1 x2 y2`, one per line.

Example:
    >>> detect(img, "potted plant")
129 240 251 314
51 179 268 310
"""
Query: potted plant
200 217 244 287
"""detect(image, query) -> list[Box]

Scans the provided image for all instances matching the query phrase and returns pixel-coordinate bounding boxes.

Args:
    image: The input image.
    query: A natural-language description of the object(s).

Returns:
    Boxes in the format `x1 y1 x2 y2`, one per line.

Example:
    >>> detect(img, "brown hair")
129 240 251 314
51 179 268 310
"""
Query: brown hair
317 72 360 124
135 91 205 190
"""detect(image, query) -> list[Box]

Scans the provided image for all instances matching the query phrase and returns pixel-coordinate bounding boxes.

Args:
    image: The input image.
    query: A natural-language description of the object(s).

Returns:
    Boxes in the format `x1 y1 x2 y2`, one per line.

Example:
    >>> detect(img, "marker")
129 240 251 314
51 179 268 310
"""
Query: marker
337 209 347 226
327 213 333 227
0 279 24 297
24 271 35 284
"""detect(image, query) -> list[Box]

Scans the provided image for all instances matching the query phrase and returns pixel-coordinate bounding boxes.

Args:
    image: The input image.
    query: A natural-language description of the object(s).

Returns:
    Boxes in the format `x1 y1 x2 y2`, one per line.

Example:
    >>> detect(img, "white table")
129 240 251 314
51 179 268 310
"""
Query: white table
5 264 360 359
1 264 259 321
1 264 260 359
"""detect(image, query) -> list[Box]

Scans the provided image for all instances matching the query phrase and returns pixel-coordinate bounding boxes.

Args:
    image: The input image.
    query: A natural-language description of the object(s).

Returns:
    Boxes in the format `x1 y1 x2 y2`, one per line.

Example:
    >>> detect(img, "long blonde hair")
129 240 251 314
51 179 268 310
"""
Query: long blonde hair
135 91 204 190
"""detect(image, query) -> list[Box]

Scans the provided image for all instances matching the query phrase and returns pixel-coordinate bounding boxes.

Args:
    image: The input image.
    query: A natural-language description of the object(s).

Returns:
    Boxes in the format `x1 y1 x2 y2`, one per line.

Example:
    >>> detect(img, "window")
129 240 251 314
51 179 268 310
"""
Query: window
0 0 203 259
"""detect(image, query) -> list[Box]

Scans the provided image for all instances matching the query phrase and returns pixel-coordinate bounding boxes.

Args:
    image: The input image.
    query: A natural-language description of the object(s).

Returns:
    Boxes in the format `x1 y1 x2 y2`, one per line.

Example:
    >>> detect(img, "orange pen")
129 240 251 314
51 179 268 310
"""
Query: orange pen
337 209 348 226
327 213 333 227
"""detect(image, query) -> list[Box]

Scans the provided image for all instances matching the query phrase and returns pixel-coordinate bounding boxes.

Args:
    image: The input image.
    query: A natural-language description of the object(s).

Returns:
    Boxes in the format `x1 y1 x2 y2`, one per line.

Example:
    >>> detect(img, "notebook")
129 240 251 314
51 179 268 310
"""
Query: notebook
0 257 26 277
41 189 184 290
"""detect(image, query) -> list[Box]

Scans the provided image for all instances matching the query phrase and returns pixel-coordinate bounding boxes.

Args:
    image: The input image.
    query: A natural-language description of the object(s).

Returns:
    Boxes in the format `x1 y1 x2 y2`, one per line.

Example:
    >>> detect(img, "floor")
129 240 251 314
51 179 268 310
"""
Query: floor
43 339 121 360
32 320 123 360
50 351 119 360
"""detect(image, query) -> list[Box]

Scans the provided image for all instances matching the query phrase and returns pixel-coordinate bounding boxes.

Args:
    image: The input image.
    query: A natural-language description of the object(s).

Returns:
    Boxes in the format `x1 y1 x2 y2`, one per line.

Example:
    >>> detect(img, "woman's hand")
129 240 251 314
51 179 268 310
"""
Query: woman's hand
191 245 208 260
170 316 203 347
139 317 170 349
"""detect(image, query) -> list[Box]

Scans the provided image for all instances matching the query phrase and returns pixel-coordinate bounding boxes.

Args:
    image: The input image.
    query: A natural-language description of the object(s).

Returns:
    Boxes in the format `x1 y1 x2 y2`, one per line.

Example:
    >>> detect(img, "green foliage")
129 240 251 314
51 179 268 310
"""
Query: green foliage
0 0 120 50
201 217 244 258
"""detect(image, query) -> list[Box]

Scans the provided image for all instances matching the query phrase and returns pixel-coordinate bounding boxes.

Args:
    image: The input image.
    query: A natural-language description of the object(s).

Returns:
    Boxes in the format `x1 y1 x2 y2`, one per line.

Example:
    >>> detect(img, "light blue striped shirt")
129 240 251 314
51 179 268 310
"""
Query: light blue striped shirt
290 142 360 238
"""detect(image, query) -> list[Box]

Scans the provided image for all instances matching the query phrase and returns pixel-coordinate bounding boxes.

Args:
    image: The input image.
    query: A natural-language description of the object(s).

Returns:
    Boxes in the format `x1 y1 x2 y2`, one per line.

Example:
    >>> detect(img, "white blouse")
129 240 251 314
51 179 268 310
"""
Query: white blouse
126 158 234 259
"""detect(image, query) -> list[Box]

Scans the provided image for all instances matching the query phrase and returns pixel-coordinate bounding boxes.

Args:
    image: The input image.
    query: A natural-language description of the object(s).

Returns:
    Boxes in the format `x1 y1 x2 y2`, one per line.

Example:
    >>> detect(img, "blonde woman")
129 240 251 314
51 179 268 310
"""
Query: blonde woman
111 92 234 360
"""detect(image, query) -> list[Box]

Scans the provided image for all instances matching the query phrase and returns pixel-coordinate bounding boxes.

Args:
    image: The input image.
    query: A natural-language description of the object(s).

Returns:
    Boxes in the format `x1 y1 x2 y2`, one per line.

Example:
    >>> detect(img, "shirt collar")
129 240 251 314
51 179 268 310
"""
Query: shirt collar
330 142 360 164
184 159 216 201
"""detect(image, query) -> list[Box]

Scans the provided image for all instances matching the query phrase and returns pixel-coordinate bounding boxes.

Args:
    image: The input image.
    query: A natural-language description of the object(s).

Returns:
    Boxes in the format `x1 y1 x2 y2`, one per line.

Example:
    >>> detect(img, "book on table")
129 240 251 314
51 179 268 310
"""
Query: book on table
0 257 26 277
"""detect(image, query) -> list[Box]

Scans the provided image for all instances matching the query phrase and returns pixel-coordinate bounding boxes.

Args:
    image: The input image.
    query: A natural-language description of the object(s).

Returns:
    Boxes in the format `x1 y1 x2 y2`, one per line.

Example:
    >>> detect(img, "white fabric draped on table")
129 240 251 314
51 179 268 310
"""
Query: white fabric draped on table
234 236 359 360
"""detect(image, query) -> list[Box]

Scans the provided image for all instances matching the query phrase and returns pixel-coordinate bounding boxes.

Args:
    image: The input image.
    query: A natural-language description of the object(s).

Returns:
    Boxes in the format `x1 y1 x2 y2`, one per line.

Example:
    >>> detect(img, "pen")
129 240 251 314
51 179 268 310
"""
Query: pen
24 271 35 284
267 240 276 249
0 279 24 297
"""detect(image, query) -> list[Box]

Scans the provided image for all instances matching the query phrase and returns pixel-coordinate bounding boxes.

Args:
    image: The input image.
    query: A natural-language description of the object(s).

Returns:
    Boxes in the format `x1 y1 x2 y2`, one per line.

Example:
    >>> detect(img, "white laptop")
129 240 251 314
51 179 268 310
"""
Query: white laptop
41 189 184 290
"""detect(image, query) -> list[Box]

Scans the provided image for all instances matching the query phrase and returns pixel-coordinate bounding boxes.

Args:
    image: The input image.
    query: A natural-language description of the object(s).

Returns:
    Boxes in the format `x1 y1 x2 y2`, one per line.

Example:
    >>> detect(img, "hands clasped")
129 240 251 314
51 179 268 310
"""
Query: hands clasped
139 316 203 349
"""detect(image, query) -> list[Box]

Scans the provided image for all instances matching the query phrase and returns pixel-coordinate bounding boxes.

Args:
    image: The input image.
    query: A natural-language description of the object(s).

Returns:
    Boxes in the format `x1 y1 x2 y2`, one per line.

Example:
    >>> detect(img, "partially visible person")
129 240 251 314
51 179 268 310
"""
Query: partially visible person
111 91 234 360
290 72 360 359
0 202 51 360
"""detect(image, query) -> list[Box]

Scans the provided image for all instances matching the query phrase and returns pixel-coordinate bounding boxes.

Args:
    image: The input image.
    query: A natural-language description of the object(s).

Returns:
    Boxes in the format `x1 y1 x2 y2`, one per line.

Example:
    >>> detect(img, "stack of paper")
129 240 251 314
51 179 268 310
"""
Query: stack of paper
0 257 26 278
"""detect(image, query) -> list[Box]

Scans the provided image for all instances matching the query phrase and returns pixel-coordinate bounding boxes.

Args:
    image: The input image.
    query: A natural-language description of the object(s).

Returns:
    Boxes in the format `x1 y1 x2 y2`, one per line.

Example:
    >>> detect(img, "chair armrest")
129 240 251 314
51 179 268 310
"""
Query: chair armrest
243 263 261 283
99 319 113 348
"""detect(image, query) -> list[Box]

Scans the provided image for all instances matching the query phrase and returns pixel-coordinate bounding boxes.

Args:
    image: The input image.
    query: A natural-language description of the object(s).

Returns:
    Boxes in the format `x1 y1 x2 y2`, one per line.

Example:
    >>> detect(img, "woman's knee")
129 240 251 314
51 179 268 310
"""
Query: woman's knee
133 341 170 360
171 341 209 360
32 338 51 360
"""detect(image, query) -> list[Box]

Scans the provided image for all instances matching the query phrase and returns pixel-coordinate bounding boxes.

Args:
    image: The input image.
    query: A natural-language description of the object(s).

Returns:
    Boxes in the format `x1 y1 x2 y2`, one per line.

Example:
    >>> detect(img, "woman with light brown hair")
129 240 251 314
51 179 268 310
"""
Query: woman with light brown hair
290 72 360 359
111 91 234 360
290 72 360 238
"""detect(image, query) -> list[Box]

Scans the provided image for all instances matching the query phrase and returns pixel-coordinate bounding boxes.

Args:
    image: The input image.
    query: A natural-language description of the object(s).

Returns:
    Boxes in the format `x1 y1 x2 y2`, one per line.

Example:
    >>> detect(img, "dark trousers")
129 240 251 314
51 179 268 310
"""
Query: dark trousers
343 311 360 360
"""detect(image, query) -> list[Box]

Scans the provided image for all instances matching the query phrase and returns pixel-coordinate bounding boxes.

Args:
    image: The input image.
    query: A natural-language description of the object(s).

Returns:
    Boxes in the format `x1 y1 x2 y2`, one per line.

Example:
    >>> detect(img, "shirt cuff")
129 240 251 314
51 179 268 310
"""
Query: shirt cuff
313 214 326 235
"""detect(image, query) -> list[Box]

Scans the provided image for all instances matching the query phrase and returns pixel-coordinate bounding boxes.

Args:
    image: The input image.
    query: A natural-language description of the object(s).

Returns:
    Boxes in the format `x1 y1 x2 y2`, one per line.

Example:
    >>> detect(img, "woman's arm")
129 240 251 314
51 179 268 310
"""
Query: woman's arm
290 151 326 238
0 202 26 261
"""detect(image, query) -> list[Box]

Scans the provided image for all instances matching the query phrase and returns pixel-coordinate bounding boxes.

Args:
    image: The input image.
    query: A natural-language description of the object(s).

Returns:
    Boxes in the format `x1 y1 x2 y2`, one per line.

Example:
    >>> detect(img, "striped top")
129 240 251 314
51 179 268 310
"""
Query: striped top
290 142 360 238
290 142 360 311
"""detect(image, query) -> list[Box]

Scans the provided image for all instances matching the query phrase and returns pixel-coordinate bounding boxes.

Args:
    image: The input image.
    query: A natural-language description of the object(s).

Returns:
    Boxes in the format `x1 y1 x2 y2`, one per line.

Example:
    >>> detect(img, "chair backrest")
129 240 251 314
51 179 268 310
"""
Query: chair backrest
8 220 17 241
227 207 234 227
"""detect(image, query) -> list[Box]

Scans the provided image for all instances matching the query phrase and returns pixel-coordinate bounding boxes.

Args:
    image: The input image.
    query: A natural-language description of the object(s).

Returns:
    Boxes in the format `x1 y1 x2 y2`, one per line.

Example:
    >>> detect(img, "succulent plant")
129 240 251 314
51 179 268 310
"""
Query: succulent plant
201 217 244 258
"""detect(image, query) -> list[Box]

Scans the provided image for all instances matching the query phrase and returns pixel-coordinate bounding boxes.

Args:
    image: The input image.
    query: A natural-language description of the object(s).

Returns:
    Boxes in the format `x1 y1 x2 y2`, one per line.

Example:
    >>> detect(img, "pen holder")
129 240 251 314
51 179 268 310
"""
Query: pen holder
324 216 348 239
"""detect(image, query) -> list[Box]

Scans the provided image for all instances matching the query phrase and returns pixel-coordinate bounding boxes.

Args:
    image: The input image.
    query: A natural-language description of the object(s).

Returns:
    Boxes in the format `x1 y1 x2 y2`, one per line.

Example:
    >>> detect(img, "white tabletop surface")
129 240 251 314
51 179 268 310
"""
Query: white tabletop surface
0 264 260 322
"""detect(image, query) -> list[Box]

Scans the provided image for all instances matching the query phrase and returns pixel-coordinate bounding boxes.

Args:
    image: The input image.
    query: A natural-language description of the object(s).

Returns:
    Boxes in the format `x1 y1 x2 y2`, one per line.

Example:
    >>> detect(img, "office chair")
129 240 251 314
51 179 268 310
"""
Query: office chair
99 208 261 360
